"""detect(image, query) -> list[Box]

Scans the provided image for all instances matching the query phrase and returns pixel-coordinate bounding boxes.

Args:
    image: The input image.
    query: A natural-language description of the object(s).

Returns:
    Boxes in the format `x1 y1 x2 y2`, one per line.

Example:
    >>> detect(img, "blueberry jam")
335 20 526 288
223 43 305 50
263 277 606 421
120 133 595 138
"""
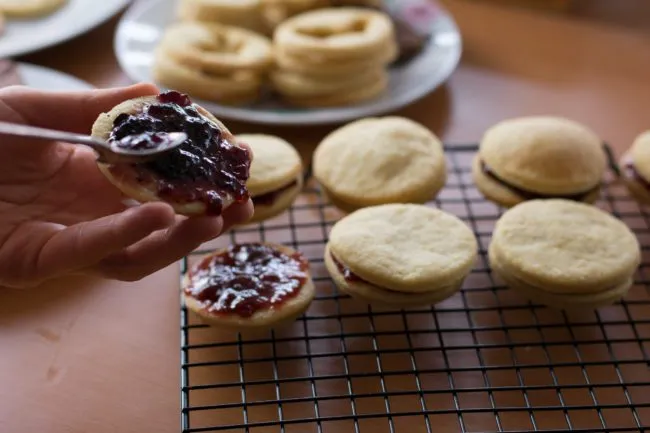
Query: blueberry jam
185 243 309 318
108 91 251 215
113 131 176 150
480 160 598 202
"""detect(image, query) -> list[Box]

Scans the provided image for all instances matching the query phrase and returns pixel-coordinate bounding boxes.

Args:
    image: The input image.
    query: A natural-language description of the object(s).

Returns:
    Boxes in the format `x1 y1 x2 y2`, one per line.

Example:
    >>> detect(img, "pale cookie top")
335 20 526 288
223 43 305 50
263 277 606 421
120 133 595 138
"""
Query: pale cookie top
237 134 303 195
491 199 640 294
629 131 650 181
313 117 446 205
328 204 477 293
480 116 606 195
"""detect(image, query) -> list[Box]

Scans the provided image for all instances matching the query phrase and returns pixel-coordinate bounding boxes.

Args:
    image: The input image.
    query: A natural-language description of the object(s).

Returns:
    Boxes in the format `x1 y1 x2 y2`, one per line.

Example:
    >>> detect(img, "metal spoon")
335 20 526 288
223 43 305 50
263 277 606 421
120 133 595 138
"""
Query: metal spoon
0 121 187 164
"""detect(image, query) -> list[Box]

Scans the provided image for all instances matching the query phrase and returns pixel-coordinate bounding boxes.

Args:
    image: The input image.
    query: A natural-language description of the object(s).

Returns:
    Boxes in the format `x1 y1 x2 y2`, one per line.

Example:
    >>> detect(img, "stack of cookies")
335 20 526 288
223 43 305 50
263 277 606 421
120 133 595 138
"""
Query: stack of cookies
271 7 397 107
177 0 266 34
153 22 273 105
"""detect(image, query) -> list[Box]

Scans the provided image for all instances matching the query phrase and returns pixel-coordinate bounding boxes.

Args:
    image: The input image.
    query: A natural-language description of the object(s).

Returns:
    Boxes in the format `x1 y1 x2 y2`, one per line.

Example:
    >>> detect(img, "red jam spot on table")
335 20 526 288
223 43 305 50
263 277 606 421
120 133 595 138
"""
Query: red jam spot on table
252 179 299 207
185 244 309 318
480 159 598 202
108 91 251 215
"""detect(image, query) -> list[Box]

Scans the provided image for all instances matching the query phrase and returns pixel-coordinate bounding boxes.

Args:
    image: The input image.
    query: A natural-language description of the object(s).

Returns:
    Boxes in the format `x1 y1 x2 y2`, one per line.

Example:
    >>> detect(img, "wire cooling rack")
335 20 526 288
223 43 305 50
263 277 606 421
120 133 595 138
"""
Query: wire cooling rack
179 144 650 433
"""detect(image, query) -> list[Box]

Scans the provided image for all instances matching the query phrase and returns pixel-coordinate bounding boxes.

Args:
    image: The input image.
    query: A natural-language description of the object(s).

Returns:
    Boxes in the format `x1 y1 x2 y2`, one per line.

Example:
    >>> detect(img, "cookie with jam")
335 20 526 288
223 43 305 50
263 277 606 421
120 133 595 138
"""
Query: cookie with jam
183 243 314 330
472 116 606 208
620 131 650 206
91 91 252 216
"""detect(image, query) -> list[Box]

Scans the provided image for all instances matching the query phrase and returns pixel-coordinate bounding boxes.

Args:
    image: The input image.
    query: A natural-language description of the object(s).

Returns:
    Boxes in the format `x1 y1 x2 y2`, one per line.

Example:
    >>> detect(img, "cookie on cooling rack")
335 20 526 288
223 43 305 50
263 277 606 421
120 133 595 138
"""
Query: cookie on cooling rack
183 243 315 331
472 116 607 208
313 117 446 213
236 134 304 223
324 204 477 306
91 90 252 217
489 199 640 309
620 131 650 205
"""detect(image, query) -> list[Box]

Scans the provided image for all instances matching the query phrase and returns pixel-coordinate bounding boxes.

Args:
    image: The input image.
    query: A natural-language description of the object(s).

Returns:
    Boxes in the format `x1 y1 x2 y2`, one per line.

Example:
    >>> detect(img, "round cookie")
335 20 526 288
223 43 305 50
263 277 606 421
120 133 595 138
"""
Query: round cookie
91 91 251 217
177 0 265 33
325 204 477 306
489 199 640 309
0 0 67 18
620 131 650 205
183 243 315 330
313 117 446 212
237 134 304 223
473 116 606 207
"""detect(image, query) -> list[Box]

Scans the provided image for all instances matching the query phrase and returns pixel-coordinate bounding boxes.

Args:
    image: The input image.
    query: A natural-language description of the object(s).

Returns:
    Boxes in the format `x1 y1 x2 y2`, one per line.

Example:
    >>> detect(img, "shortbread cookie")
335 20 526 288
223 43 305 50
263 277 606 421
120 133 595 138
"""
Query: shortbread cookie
183 243 314 330
325 204 477 306
0 0 67 18
473 116 606 207
237 134 303 223
153 53 261 105
270 67 386 98
91 91 252 216
178 0 265 33
313 117 446 212
489 199 640 309
274 8 395 61
260 0 329 32
620 131 650 205
158 22 273 75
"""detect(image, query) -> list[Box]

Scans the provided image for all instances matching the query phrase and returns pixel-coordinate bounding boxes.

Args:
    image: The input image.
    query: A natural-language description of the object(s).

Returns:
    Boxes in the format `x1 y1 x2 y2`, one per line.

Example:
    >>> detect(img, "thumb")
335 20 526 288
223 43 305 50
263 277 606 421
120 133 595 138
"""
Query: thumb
32 202 175 279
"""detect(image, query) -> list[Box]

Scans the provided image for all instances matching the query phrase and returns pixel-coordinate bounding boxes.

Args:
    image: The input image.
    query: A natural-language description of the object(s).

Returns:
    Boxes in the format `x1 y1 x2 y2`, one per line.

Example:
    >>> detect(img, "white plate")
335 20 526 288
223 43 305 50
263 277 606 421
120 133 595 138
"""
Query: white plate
0 0 131 58
115 0 462 126
17 63 92 91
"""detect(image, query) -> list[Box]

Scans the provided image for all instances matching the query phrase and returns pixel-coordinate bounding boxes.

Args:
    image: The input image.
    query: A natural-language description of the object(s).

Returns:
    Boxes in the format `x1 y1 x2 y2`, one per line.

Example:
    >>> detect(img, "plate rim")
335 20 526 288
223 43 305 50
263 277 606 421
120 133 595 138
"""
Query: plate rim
17 62 94 90
0 0 132 59
115 0 462 126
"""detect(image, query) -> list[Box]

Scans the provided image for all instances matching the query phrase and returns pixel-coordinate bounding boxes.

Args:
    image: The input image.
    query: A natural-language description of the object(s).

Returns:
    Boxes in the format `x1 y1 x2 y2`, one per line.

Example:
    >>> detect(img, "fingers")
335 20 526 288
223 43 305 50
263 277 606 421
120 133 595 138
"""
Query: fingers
221 199 255 233
34 203 175 279
95 215 224 281
0 83 159 134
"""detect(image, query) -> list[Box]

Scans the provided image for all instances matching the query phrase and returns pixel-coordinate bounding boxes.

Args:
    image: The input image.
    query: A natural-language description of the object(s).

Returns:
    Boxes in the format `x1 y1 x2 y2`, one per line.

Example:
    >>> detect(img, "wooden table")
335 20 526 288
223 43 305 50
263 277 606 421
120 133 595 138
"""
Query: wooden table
2 1 649 432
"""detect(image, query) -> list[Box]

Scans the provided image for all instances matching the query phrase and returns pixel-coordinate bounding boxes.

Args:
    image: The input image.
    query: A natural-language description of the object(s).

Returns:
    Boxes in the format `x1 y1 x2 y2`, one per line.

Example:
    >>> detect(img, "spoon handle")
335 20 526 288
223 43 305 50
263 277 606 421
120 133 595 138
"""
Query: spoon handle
0 121 108 149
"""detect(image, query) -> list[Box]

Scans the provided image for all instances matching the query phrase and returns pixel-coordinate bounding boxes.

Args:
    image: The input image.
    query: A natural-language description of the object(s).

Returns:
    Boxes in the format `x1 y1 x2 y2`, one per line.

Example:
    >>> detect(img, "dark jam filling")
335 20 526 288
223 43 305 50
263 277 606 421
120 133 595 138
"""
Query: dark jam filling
480 160 598 202
185 243 309 318
108 90 251 216
252 179 299 207
623 160 650 190
113 131 177 150
330 253 363 283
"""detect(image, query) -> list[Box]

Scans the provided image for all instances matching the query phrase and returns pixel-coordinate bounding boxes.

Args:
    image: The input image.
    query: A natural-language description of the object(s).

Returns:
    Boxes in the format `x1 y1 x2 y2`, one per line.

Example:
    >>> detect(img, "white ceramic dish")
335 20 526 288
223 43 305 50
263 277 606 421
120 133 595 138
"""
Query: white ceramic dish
115 0 462 125
0 0 131 58
16 62 92 91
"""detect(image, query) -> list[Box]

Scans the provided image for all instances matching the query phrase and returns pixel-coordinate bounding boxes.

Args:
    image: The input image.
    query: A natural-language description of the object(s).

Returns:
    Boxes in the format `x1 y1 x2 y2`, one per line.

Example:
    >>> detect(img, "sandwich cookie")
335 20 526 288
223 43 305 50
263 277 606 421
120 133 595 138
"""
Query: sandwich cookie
620 131 650 205
91 91 252 217
183 243 315 330
473 116 607 207
489 199 641 309
237 134 304 223
325 204 477 306
313 117 446 212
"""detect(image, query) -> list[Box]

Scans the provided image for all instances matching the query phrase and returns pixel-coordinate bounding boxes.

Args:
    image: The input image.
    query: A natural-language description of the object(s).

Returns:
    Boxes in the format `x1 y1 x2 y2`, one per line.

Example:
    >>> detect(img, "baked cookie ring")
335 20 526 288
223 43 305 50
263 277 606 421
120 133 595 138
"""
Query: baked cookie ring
91 91 252 216
159 23 273 75
270 67 386 98
0 0 67 18
274 41 397 78
183 243 315 330
178 0 265 33
153 52 261 105
281 71 388 107
274 8 395 60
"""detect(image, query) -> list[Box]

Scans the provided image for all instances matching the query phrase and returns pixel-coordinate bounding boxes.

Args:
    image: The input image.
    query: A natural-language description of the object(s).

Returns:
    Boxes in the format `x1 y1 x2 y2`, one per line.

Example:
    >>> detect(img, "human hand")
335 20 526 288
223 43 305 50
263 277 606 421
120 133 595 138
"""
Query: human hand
0 83 253 289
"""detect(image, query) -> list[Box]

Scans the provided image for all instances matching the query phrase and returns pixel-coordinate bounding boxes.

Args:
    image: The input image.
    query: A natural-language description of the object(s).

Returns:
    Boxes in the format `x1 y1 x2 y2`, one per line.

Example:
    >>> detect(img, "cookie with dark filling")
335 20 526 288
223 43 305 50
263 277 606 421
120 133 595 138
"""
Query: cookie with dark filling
91 91 252 216
620 131 650 205
472 116 606 208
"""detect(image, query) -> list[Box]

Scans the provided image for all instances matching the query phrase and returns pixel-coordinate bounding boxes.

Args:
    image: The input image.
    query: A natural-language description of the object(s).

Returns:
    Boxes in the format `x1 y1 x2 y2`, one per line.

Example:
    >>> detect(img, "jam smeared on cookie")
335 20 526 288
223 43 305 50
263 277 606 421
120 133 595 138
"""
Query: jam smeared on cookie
253 180 299 206
108 91 251 215
480 160 599 202
185 243 309 318
623 160 650 190
330 253 363 283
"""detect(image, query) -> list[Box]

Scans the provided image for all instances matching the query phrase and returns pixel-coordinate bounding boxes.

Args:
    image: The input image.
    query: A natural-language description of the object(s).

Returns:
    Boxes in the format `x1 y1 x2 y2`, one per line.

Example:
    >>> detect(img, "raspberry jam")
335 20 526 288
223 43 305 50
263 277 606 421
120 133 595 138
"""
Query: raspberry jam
623 160 650 189
108 91 251 215
185 243 310 318
480 160 598 202
252 179 299 207
330 253 363 283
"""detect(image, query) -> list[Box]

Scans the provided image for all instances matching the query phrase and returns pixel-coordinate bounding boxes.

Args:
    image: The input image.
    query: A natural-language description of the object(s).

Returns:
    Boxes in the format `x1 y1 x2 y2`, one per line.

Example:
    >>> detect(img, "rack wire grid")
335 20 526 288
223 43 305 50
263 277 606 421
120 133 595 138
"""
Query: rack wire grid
179 144 650 433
